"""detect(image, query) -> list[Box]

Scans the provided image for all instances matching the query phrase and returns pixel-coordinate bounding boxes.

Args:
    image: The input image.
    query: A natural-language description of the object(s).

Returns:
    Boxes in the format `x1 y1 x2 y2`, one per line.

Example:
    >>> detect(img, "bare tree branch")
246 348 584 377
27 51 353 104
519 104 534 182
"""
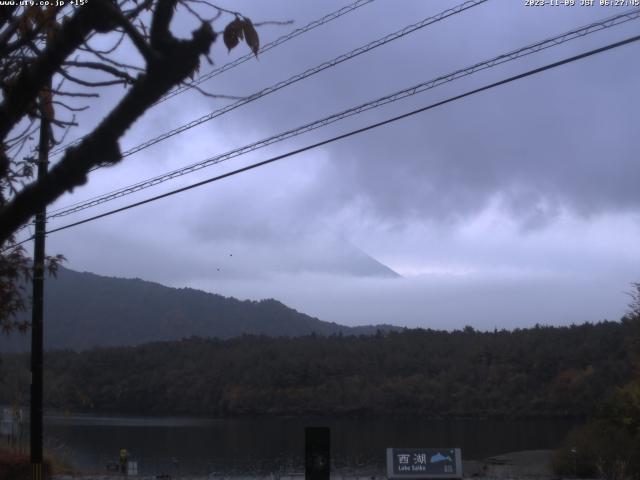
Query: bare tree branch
150 0 178 50
124 0 155 20
253 20 294 27
63 60 136 83
0 13 217 243
81 30 127 55
0 1 268 330
190 84 244 101
0 0 119 140
52 101 90 112
109 5 159 65
58 69 129 87
81 46 145 72
52 90 100 98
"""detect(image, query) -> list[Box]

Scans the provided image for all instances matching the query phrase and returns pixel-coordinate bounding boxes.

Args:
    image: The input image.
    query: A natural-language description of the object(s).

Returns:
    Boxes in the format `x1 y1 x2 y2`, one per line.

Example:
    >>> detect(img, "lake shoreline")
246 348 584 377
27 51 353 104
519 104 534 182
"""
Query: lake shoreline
48 450 556 480
42 408 588 423
38 416 576 478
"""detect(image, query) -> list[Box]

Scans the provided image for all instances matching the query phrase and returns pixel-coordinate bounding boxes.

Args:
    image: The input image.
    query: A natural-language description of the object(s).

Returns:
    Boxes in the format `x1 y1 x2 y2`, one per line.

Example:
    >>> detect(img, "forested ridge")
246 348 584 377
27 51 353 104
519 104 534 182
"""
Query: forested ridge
0 267 400 353
2 320 633 418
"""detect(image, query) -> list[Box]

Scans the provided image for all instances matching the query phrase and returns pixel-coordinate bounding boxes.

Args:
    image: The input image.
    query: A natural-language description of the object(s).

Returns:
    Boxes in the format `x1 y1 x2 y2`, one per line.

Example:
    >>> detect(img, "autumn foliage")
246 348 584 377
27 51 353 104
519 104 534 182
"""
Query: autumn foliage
0 449 51 480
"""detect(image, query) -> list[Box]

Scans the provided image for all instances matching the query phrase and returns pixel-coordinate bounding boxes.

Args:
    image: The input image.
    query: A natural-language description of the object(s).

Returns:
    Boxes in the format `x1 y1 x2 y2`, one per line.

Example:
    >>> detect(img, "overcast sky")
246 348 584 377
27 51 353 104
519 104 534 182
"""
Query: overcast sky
19 0 640 329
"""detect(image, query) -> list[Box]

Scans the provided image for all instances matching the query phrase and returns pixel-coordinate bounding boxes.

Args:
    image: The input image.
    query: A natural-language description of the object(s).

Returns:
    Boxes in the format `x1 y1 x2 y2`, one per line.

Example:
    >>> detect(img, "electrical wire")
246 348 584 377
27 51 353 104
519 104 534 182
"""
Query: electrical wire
49 0 376 156
45 7 640 221
49 0 489 161
7 32 634 249
157 0 376 105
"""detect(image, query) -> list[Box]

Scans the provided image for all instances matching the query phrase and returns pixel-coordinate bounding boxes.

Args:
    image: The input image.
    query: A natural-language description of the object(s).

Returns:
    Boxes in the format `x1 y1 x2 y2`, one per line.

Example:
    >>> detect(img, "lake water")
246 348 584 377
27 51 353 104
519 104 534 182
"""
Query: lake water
43 415 579 476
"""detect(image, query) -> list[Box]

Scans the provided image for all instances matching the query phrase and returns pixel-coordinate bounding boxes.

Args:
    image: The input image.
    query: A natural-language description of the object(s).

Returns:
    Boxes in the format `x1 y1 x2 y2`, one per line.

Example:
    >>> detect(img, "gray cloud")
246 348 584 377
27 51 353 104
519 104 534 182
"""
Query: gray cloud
176 0 640 230
32 0 640 330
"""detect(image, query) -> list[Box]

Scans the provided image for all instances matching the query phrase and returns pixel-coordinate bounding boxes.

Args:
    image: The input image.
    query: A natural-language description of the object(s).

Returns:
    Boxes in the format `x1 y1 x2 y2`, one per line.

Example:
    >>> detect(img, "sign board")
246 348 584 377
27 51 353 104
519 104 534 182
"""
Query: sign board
386 448 462 479
127 461 138 476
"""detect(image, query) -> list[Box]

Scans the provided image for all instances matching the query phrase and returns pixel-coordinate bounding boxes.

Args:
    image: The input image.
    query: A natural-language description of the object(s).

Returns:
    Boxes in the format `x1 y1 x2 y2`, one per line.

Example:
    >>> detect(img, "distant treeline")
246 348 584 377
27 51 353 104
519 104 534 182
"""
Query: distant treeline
1 320 636 418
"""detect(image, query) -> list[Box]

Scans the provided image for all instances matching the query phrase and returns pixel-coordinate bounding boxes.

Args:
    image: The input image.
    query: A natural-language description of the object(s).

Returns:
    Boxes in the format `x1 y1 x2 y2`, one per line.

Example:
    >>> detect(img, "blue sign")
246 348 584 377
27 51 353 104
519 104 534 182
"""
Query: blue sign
386 448 462 479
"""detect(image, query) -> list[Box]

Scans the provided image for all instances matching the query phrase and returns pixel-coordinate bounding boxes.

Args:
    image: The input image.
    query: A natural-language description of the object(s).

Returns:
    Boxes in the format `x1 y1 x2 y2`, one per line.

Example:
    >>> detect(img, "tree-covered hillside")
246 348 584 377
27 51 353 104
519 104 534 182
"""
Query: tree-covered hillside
0 267 399 353
2 320 632 418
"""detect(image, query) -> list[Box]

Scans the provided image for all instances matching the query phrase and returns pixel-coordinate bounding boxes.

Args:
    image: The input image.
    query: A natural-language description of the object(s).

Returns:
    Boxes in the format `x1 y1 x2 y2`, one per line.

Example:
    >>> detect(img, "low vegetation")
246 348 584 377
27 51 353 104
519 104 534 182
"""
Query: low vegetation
552 381 640 480
552 286 640 480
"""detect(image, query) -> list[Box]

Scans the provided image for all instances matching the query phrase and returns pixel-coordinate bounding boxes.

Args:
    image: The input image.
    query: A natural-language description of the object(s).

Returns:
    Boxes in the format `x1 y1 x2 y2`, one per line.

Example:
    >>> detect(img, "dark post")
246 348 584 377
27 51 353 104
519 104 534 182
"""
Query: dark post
305 427 330 480
31 87 50 480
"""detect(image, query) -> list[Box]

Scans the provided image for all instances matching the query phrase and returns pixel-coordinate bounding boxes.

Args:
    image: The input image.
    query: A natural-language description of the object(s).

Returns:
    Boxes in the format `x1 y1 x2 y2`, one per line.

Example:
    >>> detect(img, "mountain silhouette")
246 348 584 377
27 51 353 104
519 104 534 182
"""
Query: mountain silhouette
0 266 401 352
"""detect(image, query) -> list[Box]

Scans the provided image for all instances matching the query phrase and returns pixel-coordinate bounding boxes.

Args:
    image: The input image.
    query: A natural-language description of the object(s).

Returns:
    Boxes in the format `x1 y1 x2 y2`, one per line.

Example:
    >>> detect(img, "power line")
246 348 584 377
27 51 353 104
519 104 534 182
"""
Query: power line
49 0 376 157
24 33 640 243
47 0 493 217
157 0 375 105
50 0 489 162
45 8 640 220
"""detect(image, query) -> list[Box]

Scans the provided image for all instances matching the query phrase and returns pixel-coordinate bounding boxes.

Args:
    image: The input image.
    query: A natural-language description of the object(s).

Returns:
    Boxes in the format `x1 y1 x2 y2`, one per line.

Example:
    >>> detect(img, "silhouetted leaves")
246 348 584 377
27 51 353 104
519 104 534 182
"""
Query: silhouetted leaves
223 17 259 57
0 242 31 333
242 18 259 57
223 18 243 52
45 254 66 277
17 5 59 38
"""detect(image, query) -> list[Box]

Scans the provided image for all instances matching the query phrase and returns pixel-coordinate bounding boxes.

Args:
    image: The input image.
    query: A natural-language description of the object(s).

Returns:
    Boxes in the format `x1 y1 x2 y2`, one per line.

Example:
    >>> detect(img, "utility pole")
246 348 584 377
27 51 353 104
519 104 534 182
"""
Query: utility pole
31 84 50 480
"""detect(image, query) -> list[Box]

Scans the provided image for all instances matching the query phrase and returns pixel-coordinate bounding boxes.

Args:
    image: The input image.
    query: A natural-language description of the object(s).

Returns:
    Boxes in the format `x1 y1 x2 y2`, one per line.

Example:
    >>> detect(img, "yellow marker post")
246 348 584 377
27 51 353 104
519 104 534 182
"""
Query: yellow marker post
120 449 129 475
32 462 43 480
